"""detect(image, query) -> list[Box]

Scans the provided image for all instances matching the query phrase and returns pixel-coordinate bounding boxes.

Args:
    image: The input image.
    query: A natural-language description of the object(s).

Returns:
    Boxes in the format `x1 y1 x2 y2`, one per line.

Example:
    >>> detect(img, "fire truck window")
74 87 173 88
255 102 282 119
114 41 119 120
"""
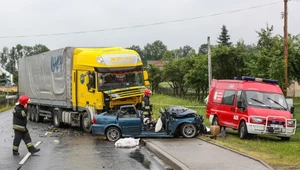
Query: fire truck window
222 90 236 105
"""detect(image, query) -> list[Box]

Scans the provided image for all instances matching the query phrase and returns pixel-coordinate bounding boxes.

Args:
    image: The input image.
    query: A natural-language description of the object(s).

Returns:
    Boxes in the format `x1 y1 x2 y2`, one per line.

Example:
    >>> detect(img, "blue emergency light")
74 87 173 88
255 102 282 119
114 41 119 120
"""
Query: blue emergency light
241 76 278 84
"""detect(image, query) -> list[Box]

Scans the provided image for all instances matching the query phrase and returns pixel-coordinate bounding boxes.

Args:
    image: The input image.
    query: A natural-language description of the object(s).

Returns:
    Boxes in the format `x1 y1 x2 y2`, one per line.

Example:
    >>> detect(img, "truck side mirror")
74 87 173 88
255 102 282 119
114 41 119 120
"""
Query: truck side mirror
143 70 149 80
290 106 294 114
86 72 95 92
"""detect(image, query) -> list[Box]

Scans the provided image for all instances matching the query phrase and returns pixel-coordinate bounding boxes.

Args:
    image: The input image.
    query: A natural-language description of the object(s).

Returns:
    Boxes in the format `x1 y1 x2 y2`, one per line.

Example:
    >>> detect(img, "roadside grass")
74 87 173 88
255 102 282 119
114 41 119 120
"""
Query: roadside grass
0 105 14 112
151 93 300 169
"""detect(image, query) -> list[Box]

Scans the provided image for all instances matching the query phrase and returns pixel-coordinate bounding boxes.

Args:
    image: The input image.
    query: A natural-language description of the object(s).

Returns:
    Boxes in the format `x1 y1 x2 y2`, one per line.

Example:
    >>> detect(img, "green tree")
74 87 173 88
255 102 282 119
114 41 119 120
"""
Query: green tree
179 45 196 58
211 45 235 79
184 54 208 101
217 25 232 46
143 40 167 61
146 64 163 93
0 47 9 68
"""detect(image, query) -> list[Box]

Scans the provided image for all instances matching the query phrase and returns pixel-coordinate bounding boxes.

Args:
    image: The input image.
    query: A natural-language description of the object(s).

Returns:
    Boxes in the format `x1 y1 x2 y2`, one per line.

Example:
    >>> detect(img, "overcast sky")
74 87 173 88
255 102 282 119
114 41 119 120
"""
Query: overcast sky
0 0 300 51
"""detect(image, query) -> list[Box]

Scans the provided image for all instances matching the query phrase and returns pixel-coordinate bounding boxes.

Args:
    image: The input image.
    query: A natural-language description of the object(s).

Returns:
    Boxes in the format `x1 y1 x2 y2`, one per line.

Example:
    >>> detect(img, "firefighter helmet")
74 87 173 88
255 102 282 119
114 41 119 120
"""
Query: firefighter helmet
144 89 152 96
18 95 30 106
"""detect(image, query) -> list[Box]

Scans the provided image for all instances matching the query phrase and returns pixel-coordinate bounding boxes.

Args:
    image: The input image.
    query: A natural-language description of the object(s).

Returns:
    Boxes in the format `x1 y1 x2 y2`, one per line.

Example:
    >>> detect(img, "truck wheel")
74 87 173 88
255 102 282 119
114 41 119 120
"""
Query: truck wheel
106 127 121 142
81 112 92 133
181 123 197 138
27 105 32 121
281 137 290 141
238 121 248 139
35 106 42 123
212 116 219 126
53 109 62 128
31 106 36 122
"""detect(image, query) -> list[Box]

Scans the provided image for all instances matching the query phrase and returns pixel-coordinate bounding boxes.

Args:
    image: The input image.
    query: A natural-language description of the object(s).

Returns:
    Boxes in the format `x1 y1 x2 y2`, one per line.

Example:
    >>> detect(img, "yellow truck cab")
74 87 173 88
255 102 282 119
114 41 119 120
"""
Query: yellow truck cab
18 47 149 132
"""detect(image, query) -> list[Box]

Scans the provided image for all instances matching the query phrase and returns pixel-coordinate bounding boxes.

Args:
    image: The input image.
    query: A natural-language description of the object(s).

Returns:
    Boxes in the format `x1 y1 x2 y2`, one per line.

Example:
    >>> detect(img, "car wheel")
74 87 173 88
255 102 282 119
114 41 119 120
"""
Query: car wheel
53 109 62 128
106 127 121 142
181 123 197 138
212 116 219 126
238 121 248 139
81 112 92 133
281 137 290 141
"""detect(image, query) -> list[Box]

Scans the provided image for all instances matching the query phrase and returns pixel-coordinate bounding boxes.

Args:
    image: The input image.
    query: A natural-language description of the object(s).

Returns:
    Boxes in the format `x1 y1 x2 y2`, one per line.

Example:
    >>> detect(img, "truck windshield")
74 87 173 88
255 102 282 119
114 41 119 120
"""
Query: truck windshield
97 71 143 91
245 91 288 110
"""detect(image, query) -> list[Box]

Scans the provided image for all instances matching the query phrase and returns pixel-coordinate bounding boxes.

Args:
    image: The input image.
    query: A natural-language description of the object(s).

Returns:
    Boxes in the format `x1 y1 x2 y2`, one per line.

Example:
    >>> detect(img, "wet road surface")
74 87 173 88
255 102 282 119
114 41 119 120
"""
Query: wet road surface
0 109 168 170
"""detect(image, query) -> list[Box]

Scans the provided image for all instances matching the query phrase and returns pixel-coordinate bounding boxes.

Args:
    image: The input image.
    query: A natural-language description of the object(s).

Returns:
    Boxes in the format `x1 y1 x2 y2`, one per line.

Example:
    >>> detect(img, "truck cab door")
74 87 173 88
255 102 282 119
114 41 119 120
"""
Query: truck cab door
117 111 142 136
74 71 99 109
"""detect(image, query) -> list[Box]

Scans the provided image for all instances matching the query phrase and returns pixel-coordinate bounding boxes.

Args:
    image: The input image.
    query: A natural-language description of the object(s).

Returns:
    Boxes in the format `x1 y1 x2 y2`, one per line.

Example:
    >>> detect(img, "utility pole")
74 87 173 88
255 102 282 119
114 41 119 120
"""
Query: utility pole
283 0 288 96
208 36 212 90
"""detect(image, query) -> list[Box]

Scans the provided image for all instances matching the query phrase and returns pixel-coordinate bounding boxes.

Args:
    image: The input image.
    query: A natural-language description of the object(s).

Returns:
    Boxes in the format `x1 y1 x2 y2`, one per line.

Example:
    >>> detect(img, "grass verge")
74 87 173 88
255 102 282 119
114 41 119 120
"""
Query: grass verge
151 94 300 170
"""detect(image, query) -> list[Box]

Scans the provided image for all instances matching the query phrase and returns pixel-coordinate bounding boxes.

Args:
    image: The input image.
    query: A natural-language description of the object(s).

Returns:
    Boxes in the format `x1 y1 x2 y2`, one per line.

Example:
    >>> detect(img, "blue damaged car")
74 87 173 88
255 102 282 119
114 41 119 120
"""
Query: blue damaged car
92 105 206 142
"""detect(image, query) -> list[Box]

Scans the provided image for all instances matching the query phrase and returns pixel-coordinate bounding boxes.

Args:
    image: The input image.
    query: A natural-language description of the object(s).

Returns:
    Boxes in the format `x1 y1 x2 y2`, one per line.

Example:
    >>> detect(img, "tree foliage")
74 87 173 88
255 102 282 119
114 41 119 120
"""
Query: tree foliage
0 44 49 85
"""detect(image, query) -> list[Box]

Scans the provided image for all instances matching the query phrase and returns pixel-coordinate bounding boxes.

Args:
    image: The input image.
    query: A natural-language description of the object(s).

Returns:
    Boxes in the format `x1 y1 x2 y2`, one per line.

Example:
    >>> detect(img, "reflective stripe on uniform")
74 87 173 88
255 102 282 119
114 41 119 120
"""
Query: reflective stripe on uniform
21 110 26 117
145 106 150 109
26 143 33 148
13 125 26 131
13 146 18 151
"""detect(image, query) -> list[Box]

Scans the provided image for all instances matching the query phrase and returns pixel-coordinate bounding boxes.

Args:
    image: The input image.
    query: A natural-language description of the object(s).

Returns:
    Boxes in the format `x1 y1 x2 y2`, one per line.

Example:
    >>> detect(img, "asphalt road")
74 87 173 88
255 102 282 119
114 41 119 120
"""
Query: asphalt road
0 109 168 170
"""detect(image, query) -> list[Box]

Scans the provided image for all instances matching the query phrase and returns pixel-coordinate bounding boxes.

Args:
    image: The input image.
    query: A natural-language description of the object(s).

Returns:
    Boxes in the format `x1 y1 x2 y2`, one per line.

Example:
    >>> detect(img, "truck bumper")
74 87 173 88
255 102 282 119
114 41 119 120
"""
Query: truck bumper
246 123 296 137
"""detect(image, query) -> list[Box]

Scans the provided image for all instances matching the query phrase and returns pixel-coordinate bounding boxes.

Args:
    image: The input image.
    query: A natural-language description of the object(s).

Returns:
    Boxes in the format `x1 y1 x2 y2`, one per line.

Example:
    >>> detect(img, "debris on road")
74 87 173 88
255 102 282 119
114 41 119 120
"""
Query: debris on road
115 138 140 148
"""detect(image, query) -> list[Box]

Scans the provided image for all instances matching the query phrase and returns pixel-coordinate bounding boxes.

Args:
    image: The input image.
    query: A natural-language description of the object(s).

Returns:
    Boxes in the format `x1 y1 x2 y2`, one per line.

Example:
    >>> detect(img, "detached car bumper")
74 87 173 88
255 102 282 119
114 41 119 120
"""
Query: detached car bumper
246 123 296 137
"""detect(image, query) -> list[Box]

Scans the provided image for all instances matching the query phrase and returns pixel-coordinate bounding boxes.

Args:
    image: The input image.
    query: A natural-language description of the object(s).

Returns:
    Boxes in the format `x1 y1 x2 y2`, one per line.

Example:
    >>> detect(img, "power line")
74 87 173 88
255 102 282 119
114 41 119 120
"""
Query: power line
0 1 281 39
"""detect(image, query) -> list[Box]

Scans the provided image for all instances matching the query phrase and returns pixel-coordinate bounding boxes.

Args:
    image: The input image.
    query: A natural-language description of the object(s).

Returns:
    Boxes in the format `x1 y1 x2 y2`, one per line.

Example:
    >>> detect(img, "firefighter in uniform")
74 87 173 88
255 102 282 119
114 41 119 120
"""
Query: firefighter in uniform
142 89 152 120
12 95 40 155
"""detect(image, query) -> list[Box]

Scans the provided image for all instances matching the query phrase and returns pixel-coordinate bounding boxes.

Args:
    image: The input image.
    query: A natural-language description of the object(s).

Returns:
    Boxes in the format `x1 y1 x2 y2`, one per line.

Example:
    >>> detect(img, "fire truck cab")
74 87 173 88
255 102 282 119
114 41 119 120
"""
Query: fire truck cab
206 76 296 141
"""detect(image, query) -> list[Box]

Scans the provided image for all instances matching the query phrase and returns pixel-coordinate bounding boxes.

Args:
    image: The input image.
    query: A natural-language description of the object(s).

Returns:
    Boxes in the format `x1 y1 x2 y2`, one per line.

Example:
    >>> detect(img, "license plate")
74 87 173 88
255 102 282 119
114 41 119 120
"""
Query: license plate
270 124 283 128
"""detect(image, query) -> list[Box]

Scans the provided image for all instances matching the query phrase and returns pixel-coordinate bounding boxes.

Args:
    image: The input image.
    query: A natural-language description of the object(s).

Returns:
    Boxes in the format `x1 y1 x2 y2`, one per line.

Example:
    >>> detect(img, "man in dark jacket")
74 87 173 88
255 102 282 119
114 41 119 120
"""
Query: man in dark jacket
142 89 152 119
12 95 40 155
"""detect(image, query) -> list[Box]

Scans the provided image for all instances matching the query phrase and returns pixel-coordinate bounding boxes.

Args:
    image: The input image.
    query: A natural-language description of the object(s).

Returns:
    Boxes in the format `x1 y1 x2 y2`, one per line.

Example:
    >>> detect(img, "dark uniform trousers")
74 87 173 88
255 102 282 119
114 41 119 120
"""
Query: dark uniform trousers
13 130 33 151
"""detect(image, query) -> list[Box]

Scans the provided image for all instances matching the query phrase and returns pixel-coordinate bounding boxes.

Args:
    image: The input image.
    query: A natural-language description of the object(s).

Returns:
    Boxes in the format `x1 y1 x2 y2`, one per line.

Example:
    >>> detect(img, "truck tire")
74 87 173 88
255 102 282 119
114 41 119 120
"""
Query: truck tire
281 137 290 141
35 106 43 123
212 116 219 126
31 106 36 122
106 127 121 142
53 109 62 128
81 112 92 133
238 121 248 139
27 105 32 121
181 123 197 138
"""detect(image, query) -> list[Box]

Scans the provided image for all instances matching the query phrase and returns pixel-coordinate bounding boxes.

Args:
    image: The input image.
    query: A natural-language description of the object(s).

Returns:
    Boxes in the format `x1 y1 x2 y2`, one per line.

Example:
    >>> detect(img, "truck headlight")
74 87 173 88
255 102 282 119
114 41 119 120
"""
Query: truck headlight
251 117 263 123
287 120 295 127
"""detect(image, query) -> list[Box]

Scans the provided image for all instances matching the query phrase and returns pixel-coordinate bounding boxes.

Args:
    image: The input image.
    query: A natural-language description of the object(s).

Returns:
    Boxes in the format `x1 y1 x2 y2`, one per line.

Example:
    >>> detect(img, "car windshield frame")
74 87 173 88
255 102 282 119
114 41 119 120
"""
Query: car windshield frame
97 70 144 91
244 90 288 110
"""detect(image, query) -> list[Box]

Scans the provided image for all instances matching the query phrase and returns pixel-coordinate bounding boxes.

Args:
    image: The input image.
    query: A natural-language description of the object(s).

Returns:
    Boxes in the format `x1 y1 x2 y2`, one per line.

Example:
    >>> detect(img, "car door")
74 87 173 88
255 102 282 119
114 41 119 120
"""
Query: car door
117 110 142 136
220 90 236 128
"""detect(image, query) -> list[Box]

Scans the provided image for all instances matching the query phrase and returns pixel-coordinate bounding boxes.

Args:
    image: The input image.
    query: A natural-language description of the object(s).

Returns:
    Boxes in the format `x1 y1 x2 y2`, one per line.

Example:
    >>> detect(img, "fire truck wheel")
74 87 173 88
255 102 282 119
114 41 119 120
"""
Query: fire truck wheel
212 116 219 126
280 137 290 141
238 121 248 139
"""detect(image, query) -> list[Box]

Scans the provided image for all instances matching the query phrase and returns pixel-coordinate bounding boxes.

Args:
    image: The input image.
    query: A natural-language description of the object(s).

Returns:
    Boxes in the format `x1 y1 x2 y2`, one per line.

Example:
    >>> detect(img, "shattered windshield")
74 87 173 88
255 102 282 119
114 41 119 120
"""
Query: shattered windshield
245 91 288 110
97 71 143 91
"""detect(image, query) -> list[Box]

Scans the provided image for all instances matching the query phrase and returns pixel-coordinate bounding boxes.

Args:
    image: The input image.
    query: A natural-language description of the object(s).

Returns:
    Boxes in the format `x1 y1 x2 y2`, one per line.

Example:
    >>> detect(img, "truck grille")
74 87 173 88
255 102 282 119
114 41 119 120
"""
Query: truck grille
105 87 145 100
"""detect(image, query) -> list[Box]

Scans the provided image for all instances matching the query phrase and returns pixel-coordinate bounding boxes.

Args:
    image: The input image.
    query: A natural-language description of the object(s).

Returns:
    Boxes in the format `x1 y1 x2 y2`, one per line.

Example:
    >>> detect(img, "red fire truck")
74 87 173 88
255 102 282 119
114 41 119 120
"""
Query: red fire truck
206 76 296 141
